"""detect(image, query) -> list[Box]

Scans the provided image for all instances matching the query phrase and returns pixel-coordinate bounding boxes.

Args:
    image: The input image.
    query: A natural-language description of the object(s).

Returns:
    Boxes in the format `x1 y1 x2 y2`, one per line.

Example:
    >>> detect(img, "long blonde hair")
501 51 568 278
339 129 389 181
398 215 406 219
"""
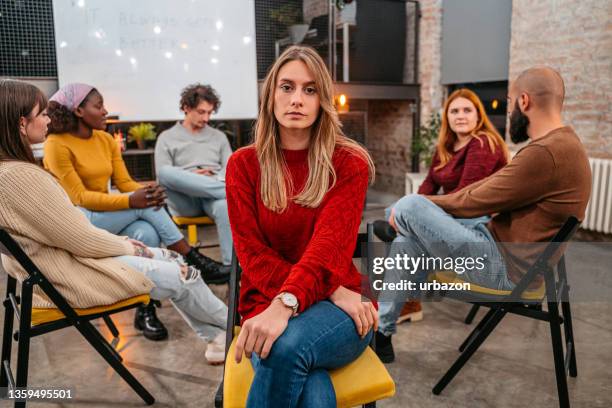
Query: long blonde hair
254 46 375 213
435 88 509 170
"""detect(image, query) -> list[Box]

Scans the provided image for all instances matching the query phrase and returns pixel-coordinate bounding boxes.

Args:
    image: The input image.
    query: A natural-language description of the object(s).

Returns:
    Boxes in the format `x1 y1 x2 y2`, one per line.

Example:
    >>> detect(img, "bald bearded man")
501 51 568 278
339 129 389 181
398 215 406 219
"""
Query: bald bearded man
375 66 591 363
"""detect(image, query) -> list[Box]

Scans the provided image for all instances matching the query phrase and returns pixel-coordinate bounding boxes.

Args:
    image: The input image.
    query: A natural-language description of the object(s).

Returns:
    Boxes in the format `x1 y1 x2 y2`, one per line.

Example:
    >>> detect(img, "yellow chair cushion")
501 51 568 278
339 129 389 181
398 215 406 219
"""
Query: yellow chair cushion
223 328 395 408
429 271 545 300
172 216 214 226
31 294 150 326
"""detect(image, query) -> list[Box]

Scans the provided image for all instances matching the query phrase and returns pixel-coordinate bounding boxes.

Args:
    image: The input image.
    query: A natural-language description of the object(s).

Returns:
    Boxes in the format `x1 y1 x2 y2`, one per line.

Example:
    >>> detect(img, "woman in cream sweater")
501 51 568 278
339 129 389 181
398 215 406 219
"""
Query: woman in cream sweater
0 79 227 364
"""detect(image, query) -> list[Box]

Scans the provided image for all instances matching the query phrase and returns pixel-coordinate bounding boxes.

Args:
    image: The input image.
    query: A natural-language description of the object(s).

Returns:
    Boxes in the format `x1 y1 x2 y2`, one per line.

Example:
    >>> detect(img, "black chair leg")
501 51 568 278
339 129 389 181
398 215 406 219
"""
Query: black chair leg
103 316 120 338
14 329 29 408
561 300 578 378
76 321 154 405
548 301 570 408
87 319 125 362
363 402 376 407
0 278 17 394
433 308 506 395
15 282 33 408
459 307 495 352
464 304 480 324
214 380 223 407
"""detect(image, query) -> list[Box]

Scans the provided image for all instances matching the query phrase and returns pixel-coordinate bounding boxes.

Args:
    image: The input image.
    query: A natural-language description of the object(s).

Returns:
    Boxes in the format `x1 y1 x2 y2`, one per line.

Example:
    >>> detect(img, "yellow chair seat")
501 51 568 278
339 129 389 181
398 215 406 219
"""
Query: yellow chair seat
223 328 395 408
429 271 545 300
172 216 215 226
31 294 150 326
172 216 215 246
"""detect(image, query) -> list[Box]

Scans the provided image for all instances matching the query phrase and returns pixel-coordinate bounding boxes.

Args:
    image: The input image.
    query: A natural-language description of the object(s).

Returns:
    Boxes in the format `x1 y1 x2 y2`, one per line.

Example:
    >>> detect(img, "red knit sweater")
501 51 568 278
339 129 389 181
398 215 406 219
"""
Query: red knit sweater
226 146 370 321
418 135 507 195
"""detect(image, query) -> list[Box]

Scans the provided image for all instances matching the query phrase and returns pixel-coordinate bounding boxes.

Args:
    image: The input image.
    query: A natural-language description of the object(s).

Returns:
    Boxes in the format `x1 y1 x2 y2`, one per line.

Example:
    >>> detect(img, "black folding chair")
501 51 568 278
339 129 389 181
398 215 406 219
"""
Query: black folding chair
214 224 396 407
463 304 481 324
429 216 580 408
0 228 155 407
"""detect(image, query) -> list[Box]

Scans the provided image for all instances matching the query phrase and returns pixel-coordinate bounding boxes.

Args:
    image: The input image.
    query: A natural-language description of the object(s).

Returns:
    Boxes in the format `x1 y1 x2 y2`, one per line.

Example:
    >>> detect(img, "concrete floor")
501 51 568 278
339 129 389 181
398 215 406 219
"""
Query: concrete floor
1 190 611 407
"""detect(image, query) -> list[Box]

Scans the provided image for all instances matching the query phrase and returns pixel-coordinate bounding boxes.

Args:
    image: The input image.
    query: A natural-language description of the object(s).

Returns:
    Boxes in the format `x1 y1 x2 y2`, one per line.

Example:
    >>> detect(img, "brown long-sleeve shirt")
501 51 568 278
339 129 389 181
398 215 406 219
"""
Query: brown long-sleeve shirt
428 126 591 284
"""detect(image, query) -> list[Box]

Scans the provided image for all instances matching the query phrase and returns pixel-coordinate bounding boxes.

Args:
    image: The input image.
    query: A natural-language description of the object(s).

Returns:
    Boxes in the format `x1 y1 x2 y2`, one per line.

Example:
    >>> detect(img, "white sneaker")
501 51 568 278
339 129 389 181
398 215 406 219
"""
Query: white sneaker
205 331 226 365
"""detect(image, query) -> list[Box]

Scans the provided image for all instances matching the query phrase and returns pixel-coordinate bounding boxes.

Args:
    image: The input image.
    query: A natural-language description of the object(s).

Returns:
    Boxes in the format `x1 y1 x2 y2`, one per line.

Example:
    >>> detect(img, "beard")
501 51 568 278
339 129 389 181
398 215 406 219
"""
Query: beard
509 100 530 144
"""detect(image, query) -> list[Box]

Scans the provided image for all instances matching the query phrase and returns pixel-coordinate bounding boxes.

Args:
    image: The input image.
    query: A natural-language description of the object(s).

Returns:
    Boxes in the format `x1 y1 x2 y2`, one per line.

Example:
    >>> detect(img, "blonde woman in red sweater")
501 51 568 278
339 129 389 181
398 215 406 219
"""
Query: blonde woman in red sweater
226 46 376 407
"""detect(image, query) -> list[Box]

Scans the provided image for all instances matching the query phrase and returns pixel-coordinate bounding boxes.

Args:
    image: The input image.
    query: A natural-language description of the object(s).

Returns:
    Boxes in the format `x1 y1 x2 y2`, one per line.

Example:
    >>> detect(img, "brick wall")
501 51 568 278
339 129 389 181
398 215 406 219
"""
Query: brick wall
509 0 611 158
403 2 418 83
418 0 444 124
366 100 414 193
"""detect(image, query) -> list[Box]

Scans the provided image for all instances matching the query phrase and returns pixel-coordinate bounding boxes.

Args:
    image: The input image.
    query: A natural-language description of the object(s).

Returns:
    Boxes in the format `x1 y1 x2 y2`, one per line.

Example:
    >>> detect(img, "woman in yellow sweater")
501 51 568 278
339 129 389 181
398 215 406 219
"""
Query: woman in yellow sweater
44 83 229 341
0 79 227 364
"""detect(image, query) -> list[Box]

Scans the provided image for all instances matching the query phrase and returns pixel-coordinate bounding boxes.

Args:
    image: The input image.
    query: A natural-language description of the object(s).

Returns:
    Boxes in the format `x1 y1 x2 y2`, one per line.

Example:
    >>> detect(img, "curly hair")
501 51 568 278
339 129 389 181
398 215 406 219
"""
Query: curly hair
47 88 98 134
47 88 100 134
179 83 221 113
47 101 78 134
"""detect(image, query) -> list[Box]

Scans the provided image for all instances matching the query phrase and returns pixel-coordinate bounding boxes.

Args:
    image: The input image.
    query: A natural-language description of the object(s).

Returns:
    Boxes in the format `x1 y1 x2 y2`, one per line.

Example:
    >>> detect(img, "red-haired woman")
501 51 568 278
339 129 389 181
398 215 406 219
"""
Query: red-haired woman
374 89 509 360
420 88 509 195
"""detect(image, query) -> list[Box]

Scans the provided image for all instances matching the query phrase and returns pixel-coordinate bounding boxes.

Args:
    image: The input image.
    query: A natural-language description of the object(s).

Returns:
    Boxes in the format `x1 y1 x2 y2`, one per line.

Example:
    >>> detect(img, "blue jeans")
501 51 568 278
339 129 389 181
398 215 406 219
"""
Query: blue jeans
247 301 372 408
378 194 514 336
158 165 232 265
79 205 184 248
117 248 227 341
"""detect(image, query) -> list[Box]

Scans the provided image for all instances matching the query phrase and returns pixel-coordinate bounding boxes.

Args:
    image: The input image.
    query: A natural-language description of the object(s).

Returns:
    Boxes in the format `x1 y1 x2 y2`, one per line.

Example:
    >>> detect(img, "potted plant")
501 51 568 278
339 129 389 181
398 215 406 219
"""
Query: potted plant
412 112 441 169
128 123 156 149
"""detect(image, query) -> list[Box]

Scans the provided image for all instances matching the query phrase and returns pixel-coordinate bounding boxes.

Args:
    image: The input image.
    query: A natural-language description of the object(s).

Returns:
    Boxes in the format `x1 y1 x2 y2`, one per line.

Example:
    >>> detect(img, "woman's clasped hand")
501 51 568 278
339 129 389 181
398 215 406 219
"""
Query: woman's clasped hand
234 298 293 363
128 183 167 210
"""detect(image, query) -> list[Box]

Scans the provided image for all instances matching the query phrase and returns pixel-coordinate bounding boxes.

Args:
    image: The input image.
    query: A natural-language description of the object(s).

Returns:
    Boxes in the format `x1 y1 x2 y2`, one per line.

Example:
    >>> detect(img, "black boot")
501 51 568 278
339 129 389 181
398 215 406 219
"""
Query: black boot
373 220 397 242
375 331 395 363
184 248 230 284
134 302 168 341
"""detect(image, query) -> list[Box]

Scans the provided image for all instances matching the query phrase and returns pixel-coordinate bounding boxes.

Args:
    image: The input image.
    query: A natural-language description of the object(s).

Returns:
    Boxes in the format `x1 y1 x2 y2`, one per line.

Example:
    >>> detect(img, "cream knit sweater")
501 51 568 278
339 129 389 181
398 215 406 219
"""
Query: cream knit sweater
0 161 154 309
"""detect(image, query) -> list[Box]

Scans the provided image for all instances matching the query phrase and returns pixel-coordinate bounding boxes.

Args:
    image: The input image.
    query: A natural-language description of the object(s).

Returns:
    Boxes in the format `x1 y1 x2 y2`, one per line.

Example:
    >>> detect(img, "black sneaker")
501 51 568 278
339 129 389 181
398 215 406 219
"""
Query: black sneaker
184 248 230 284
375 331 395 363
134 302 168 341
373 220 397 243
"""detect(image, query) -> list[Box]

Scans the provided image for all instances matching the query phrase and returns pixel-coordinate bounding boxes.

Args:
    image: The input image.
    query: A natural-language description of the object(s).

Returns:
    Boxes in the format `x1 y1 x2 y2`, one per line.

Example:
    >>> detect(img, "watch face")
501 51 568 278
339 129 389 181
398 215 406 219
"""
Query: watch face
282 293 298 307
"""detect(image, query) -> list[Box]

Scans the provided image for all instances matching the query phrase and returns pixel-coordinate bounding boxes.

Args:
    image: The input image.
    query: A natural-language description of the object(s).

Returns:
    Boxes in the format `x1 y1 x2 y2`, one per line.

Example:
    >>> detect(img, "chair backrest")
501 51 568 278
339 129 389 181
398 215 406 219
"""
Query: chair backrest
0 228 40 276
0 227 80 320
224 225 374 352
0 233 10 257
508 216 580 302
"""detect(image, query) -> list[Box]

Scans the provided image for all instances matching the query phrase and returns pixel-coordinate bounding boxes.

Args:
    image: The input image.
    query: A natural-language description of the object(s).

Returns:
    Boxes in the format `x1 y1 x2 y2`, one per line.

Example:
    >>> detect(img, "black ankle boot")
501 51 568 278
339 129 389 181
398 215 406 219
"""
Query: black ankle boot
184 248 230 284
373 220 397 243
375 331 395 363
134 302 168 341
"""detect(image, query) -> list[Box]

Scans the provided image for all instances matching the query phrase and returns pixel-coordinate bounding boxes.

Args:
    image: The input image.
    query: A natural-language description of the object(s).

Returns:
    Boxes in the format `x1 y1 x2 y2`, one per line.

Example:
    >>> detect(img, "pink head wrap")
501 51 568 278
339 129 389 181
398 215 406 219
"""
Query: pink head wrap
49 83 95 111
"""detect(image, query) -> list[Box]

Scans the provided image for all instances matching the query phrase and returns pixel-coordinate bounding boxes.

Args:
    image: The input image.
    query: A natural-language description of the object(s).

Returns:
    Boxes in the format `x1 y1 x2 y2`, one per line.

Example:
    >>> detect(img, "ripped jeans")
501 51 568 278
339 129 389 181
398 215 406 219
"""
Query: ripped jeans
117 248 227 341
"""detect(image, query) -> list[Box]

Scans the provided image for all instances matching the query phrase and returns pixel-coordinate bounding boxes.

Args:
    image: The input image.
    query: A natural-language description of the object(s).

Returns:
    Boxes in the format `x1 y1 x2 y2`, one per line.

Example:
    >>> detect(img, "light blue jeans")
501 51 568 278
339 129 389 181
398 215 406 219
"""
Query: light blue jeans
117 248 227 341
247 301 372 408
158 165 232 265
378 194 514 336
79 206 184 248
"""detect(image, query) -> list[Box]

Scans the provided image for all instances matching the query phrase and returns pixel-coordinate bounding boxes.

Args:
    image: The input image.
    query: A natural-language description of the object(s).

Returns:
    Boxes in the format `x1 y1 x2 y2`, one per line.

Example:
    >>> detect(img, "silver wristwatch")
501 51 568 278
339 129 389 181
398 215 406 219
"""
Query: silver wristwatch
275 292 299 315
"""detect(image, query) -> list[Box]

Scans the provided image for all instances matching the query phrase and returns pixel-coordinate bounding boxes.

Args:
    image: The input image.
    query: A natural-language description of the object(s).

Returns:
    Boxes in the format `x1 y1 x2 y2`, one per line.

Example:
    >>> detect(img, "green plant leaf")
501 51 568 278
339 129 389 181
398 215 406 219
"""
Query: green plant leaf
412 112 441 168
127 123 157 142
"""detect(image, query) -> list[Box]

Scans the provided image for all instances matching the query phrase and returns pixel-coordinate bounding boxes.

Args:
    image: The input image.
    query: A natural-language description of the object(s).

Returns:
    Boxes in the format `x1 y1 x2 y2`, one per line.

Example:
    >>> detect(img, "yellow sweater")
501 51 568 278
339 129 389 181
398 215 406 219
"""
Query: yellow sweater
44 130 142 211
0 161 153 309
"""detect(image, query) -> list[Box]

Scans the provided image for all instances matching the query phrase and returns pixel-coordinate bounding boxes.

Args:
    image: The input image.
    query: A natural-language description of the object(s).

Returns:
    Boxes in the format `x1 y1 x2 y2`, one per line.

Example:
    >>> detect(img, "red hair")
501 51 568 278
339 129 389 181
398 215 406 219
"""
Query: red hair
435 88 509 170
